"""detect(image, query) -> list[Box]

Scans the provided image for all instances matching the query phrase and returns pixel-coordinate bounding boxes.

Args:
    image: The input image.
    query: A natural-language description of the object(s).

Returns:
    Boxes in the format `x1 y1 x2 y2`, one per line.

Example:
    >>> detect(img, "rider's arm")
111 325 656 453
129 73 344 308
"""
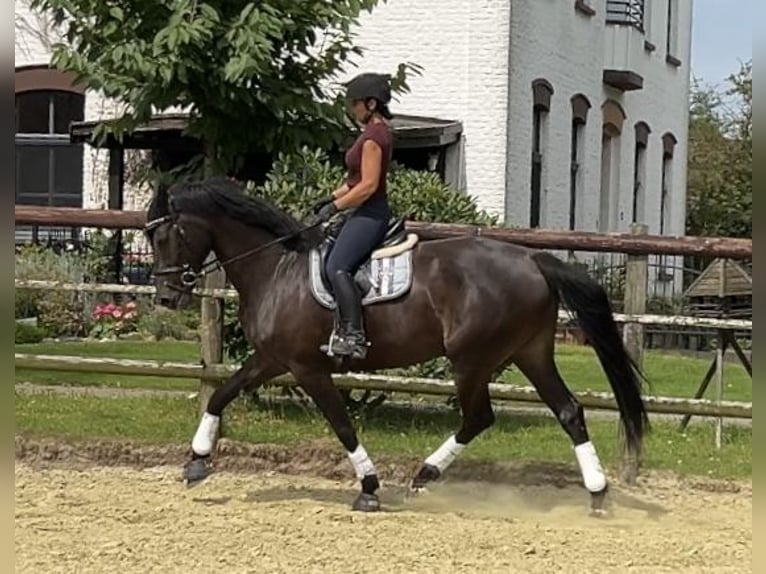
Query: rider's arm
332 183 351 199
334 140 382 210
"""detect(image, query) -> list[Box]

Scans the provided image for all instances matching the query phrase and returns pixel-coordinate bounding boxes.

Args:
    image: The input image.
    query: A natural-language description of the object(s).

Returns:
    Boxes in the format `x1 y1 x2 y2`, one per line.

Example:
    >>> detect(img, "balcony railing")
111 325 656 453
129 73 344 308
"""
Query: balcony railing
606 0 645 31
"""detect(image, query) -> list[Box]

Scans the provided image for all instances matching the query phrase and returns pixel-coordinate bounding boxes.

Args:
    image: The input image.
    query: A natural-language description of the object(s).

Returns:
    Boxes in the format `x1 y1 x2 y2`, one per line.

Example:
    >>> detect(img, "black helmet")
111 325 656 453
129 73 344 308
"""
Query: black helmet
345 72 392 104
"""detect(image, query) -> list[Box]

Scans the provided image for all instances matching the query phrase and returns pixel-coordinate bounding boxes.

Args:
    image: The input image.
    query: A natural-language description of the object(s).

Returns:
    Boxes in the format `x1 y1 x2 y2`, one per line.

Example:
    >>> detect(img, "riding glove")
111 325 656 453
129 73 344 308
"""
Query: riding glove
314 201 339 224
312 197 334 214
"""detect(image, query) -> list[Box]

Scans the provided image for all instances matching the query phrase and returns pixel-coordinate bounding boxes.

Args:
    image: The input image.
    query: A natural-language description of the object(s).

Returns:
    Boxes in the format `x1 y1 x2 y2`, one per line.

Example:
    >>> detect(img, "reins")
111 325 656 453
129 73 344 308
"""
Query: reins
146 214 323 288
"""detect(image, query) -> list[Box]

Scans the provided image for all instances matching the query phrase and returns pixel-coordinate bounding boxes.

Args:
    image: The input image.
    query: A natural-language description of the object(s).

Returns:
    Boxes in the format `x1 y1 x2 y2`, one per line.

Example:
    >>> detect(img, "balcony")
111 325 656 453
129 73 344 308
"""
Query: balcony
603 1 645 91
606 0 645 31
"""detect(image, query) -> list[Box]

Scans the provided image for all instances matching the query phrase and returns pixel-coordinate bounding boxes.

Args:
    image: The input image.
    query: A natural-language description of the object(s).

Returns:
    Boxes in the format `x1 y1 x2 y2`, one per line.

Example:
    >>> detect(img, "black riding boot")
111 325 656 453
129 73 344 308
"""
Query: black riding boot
329 270 369 359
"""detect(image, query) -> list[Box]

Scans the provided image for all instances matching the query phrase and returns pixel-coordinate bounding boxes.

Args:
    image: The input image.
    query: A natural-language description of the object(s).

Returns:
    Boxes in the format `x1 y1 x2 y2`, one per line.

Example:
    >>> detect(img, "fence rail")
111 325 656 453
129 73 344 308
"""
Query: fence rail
14 354 752 420
15 205 753 258
14 279 754 331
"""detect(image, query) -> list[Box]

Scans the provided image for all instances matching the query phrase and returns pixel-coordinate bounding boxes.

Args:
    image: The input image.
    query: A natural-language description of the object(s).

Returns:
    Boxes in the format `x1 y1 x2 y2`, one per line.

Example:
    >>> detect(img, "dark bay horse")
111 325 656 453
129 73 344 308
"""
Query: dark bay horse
146 177 649 513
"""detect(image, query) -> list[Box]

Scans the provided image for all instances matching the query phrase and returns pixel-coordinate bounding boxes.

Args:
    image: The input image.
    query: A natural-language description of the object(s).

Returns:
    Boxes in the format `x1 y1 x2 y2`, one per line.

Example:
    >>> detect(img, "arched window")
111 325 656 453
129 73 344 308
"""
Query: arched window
530 79 553 229
632 121 651 223
15 66 85 215
569 94 591 231
598 100 626 232
660 132 677 235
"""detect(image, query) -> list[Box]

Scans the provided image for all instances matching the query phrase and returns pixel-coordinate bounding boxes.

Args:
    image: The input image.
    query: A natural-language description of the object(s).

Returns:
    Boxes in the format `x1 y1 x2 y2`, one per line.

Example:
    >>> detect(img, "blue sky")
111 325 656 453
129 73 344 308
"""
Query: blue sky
690 0 753 87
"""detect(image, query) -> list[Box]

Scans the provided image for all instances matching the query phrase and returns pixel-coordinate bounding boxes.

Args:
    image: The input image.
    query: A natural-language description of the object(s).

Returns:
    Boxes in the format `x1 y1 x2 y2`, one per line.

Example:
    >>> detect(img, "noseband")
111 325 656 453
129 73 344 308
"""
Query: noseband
145 214 322 291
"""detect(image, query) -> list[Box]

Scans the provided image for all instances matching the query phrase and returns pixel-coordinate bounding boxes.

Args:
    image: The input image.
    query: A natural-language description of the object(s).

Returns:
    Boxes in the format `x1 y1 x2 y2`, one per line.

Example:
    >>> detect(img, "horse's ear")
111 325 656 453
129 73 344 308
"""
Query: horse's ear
147 182 170 220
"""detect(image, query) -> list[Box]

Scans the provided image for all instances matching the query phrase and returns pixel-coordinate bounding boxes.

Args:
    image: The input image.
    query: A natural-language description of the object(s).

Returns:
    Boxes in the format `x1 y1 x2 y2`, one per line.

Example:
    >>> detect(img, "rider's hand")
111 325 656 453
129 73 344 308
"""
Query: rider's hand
311 197 334 214
314 201 339 224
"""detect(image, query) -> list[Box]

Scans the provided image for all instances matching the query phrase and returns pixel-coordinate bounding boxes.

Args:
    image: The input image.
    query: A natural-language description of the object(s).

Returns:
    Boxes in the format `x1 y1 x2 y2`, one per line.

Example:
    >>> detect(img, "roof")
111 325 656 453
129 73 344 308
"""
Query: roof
69 112 463 150
684 258 752 298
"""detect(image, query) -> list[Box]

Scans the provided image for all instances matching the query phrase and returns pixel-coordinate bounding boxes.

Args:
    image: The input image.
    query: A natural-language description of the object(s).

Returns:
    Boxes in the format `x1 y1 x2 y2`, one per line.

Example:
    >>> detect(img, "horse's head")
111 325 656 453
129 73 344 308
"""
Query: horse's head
145 185 213 310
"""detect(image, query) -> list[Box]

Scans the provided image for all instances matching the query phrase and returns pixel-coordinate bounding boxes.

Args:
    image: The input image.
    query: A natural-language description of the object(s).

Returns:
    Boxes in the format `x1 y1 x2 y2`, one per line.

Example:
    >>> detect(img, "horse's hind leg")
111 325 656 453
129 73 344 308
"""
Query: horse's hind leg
412 363 495 490
184 355 285 486
513 336 609 514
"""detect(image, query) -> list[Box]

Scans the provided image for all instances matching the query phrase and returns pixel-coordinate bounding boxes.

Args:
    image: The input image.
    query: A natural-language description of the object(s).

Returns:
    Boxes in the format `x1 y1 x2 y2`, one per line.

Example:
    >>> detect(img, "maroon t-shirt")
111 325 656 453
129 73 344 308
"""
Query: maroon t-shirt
344 121 392 217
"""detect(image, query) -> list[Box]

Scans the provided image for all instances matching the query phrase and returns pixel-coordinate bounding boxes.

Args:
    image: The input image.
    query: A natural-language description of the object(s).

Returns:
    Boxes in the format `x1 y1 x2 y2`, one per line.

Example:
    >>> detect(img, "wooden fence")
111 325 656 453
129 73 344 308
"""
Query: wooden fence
15 208 752 459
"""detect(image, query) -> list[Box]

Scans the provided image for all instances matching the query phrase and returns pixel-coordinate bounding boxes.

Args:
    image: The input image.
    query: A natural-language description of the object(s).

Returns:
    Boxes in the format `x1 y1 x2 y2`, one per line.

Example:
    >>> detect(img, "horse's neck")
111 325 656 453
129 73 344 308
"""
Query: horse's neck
208 217 299 302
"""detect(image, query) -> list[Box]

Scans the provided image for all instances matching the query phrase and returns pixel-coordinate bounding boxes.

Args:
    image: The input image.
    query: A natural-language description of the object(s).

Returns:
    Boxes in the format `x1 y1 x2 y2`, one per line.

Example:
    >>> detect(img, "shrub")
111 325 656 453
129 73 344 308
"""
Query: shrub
15 322 46 344
137 307 201 341
224 147 499 367
245 146 500 225
15 245 98 337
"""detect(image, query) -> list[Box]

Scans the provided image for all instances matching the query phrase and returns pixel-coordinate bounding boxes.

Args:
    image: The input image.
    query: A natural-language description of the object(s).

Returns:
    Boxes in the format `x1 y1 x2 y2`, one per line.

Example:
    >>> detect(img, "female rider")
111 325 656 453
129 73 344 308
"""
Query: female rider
312 72 395 359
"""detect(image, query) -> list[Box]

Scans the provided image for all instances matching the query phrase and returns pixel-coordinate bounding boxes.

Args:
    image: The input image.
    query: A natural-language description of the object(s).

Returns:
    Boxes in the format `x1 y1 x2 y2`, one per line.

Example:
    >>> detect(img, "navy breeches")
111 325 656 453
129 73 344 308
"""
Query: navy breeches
325 214 388 284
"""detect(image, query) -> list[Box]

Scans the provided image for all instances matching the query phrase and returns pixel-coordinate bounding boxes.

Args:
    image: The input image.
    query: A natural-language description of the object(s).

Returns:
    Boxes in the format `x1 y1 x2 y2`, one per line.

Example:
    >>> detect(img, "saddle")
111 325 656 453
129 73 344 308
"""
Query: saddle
308 217 419 310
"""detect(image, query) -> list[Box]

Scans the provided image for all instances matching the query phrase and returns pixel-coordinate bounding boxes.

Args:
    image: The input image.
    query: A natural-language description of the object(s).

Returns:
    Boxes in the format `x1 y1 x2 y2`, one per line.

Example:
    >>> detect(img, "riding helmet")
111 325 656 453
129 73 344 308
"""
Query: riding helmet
345 72 392 104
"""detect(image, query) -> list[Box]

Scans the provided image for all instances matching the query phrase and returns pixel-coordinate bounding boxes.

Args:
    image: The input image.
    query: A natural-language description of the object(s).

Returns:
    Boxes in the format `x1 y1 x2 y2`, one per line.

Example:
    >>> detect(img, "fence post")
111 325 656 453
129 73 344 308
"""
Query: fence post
199 264 225 421
620 222 648 485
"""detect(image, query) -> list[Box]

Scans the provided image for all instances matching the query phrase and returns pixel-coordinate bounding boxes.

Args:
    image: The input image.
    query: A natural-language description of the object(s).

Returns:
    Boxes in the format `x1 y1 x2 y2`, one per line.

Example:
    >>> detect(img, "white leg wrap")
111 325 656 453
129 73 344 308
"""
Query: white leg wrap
574 441 607 492
424 435 465 473
191 412 220 456
348 445 376 480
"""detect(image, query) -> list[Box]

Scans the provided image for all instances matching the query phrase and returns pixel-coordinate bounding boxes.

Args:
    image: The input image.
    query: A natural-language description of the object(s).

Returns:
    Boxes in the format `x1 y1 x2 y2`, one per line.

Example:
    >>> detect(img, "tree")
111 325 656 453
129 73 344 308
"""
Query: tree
15 0 65 59
30 0 419 174
686 60 752 239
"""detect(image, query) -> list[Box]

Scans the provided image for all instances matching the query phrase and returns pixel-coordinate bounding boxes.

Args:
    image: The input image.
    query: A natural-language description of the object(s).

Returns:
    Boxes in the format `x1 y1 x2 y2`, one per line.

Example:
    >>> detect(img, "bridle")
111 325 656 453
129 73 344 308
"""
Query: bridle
145 213 322 292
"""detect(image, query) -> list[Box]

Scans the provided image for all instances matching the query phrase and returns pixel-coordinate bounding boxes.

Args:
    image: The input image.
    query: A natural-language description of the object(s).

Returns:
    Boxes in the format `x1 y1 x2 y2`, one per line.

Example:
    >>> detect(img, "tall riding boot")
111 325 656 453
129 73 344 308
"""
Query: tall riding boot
329 270 369 359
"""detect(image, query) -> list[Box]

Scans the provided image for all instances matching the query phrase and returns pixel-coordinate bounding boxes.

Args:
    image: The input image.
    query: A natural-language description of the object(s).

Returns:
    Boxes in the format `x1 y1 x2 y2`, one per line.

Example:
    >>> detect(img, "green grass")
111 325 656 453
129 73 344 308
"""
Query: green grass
15 391 751 480
15 340 752 402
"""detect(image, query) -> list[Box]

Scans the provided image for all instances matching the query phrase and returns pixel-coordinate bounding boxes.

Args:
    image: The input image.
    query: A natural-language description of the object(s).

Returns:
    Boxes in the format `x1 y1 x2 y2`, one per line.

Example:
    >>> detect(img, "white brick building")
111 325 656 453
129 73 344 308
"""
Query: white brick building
345 0 693 235
15 0 693 292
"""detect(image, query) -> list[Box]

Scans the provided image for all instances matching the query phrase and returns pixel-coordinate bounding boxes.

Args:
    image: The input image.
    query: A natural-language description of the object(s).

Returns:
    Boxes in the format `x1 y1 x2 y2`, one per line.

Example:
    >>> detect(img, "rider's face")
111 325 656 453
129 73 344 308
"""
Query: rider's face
348 99 371 125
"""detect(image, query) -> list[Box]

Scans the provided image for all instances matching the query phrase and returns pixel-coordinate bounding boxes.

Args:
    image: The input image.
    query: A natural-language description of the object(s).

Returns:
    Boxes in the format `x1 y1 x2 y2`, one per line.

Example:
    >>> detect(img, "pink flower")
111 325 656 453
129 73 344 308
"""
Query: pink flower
112 308 123 319
125 301 137 310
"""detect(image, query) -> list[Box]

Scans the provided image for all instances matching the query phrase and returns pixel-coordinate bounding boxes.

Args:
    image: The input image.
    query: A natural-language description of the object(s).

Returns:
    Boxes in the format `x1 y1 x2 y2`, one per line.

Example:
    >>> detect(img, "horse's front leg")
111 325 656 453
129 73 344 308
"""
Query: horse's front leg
293 369 381 512
184 355 285 486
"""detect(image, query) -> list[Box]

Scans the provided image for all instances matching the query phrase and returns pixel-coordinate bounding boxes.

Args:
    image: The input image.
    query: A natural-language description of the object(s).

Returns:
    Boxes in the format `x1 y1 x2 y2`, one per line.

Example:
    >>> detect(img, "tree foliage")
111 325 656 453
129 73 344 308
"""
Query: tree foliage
31 0 419 173
686 60 751 238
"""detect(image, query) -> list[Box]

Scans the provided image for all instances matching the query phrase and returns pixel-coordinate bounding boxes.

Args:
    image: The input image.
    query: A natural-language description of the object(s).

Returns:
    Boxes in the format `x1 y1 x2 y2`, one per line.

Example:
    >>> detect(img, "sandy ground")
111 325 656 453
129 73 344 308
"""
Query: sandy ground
15 437 751 574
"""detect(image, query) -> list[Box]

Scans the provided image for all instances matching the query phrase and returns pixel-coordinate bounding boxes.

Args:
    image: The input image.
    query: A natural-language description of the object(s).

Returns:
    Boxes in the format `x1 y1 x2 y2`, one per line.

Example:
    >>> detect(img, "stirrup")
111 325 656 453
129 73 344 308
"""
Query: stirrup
322 330 369 359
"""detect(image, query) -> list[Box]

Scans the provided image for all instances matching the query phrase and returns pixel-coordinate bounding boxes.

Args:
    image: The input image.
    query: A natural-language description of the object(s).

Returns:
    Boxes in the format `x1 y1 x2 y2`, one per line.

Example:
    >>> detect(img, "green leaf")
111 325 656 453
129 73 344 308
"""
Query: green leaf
109 6 124 21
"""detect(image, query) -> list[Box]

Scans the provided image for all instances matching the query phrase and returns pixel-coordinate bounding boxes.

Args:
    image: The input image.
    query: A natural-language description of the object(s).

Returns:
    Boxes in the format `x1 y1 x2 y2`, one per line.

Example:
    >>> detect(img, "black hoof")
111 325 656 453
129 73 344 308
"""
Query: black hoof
411 463 441 491
352 492 381 512
183 456 212 487
589 484 609 516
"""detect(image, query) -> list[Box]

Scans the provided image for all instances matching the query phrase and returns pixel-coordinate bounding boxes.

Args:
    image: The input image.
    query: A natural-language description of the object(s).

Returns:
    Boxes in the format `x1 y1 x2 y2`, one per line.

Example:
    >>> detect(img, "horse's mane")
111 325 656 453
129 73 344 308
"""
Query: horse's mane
147 176 313 251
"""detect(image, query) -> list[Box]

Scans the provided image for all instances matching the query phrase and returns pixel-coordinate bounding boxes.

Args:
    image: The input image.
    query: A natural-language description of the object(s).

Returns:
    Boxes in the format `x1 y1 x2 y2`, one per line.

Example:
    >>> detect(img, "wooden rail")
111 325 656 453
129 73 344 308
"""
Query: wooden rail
13 279 754 331
15 205 752 258
14 354 752 420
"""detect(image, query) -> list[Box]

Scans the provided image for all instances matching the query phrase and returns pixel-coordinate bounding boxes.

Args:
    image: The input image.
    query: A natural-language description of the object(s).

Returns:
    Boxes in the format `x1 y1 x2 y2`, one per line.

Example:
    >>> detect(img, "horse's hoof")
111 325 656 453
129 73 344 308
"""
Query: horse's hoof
589 484 609 516
183 457 212 487
411 463 441 491
352 492 381 512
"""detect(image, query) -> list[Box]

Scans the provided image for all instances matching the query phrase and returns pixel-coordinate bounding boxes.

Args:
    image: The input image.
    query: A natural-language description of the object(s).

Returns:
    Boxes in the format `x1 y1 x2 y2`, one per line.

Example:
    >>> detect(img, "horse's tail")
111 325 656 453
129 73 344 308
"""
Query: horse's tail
531 251 650 457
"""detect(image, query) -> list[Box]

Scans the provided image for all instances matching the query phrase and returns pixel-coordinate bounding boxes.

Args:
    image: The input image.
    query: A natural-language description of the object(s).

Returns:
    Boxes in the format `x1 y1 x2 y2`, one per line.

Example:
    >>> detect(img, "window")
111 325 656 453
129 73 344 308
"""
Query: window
606 0 646 31
599 100 626 232
657 132 677 280
530 79 553 229
665 0 679 59
16 89 85 208
15 66 86 244
659 132 677 235
632 122 651 223
569 95 591 232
